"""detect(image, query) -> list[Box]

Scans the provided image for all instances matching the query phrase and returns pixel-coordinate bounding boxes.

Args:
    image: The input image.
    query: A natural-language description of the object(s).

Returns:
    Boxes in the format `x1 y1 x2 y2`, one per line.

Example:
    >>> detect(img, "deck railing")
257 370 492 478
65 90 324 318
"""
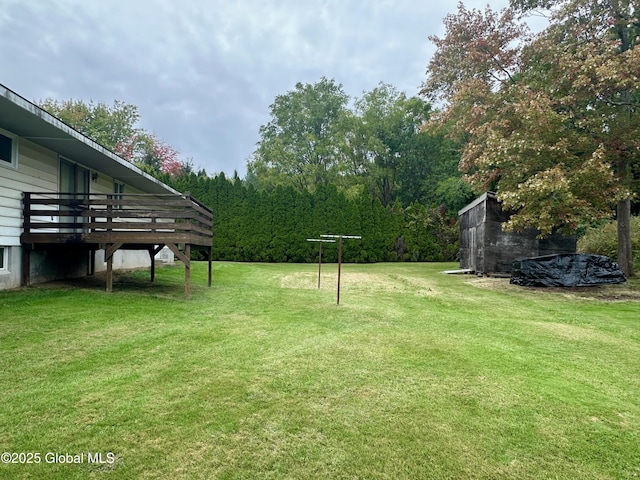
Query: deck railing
21 192 213 246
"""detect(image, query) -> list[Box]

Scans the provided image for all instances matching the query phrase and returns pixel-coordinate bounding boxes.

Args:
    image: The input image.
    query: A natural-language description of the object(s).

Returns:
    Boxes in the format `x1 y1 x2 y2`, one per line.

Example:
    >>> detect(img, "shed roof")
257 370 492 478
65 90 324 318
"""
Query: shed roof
0 83 178 195
457 192 497 217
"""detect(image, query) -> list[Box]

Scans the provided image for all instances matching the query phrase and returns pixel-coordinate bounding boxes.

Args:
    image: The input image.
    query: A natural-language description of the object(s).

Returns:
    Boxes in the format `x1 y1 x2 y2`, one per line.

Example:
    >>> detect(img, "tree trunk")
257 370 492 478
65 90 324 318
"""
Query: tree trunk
617 198 634 277
614 22 634 278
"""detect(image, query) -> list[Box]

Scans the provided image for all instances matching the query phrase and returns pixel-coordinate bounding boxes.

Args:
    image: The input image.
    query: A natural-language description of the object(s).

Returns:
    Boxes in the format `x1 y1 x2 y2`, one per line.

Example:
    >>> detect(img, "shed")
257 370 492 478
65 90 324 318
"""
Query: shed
458 192 577 275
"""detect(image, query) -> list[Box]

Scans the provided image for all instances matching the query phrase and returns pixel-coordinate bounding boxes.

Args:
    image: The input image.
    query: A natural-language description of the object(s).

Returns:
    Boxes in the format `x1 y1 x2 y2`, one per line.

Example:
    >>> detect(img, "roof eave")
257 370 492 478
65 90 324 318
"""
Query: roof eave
0 83 179 195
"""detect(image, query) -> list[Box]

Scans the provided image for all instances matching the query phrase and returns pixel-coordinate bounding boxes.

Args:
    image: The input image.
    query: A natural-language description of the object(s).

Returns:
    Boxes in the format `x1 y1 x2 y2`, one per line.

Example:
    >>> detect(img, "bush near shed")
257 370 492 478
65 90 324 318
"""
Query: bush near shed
578 216 640 273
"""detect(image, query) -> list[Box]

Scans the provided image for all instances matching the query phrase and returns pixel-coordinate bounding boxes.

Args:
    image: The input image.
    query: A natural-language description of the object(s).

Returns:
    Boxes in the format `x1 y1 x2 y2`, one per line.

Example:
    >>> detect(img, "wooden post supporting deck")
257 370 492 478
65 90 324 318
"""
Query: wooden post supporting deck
89 248 96 276
166 243 192 298
21 193 32 287
149 245 165 283
337 238 342 304
21 245 31 287
207 246 212 287
104 243 123 293
106 249 113 292
318 241 323 289
185 244 191 299
149 248 155 283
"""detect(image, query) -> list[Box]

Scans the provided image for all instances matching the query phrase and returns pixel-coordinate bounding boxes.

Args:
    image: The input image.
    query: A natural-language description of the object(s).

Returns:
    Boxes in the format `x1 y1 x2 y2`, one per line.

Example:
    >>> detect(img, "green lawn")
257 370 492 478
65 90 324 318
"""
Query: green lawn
0 262 639 479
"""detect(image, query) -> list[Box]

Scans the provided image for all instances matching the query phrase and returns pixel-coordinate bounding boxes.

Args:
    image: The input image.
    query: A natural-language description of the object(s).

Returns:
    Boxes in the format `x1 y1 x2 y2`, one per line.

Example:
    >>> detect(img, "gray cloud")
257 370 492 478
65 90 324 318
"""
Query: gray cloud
1 0 511 177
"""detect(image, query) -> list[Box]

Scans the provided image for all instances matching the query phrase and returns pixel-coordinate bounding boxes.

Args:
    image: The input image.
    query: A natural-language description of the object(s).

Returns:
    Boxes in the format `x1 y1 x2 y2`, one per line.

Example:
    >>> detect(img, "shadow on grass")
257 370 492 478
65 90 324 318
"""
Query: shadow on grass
33 266 193 297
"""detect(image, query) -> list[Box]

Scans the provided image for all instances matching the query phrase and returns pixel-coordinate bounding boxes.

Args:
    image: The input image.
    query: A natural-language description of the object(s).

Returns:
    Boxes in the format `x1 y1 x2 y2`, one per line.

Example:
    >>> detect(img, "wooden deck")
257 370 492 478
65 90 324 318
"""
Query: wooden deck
20 192 213 295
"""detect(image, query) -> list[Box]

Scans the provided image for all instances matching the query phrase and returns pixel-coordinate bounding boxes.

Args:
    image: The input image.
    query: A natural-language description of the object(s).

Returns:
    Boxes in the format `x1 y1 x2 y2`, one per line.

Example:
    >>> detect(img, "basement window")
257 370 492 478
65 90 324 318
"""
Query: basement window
0 247 7 271
0 128 18 169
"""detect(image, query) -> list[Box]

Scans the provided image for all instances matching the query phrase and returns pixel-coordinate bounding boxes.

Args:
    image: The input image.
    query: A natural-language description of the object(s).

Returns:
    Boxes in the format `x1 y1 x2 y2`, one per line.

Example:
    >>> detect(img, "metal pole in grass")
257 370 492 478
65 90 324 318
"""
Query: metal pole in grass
306 238 336 288
320 234 362 305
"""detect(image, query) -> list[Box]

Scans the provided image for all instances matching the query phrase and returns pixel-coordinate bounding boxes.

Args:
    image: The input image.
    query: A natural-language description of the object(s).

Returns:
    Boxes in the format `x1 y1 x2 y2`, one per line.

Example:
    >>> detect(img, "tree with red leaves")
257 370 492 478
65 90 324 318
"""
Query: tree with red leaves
39 98 191 179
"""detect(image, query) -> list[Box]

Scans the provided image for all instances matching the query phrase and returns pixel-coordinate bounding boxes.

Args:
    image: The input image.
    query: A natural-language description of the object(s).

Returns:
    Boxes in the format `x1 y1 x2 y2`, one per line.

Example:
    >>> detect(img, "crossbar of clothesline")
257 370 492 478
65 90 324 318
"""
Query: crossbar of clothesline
320 234 362 239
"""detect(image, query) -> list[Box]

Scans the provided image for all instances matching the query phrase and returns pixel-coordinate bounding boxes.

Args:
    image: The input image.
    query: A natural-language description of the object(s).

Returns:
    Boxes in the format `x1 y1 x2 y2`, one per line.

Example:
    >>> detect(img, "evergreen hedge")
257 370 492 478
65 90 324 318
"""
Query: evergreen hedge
171 173 459 263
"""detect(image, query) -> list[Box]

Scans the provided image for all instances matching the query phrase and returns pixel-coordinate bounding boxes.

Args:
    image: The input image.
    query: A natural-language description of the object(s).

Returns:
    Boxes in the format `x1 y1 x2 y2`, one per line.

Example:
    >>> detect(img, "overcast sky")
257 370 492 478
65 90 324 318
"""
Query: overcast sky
1 0 516 178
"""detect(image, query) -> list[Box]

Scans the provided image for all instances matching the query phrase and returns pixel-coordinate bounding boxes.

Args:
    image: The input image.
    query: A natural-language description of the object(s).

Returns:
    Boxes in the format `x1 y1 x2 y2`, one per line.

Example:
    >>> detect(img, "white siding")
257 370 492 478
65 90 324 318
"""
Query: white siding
0 138 58 246
0 136 60 288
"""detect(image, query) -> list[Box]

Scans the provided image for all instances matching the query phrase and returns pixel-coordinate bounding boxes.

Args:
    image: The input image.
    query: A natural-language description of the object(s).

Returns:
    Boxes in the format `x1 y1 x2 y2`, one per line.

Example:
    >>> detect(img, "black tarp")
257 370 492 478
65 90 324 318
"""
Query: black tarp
510 253 626 287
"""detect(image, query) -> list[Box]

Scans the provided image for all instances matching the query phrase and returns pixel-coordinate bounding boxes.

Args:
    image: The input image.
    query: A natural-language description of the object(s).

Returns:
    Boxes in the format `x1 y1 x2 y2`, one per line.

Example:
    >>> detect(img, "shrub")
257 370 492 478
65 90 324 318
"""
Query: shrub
578 216 640 272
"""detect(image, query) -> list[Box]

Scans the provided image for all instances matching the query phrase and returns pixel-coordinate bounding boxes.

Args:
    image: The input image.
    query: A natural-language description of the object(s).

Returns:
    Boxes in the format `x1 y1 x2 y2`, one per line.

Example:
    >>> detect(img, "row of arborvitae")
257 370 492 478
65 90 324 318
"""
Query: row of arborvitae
170 172 459 263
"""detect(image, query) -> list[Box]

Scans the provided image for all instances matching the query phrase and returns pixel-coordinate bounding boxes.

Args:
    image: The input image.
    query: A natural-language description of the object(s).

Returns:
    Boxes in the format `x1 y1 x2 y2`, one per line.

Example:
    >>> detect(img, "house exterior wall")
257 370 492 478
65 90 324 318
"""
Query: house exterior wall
459 193 577 275
1 135 59 289
0 130 151 290
0 137 58 247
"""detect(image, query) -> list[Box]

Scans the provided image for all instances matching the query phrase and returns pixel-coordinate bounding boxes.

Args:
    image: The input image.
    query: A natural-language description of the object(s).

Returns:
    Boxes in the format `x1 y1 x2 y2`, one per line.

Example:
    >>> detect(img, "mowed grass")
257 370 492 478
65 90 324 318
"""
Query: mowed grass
0 262 638 479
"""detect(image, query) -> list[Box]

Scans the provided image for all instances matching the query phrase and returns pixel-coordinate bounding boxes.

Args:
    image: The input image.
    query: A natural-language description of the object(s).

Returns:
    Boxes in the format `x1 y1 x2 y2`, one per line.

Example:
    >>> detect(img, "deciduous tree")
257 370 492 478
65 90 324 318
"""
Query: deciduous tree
39 98 192 179
422 0 639 275
39 98 140 153
247 77 350 192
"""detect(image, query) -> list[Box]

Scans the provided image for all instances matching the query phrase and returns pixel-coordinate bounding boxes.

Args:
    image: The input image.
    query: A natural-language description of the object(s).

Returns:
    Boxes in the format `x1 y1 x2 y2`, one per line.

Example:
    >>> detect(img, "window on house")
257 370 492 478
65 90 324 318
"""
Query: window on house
0 247 7 271
0 130 18 168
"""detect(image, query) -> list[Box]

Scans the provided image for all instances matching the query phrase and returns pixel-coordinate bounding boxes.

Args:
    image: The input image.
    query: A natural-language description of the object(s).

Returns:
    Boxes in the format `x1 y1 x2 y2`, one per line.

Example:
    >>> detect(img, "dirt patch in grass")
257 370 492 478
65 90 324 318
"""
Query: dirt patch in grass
466 276 640 301
529 321 618 343
531 283 640 301
279 272 324 290
280 272 438 297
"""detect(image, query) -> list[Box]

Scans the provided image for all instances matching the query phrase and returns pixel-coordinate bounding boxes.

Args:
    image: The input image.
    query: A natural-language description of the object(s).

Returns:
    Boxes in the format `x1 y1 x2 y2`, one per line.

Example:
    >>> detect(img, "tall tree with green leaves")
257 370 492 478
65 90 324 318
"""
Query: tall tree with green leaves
247 77 350 192
248 78 470 214
349 84 429 206
422 1 639 275
349 84 406 205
